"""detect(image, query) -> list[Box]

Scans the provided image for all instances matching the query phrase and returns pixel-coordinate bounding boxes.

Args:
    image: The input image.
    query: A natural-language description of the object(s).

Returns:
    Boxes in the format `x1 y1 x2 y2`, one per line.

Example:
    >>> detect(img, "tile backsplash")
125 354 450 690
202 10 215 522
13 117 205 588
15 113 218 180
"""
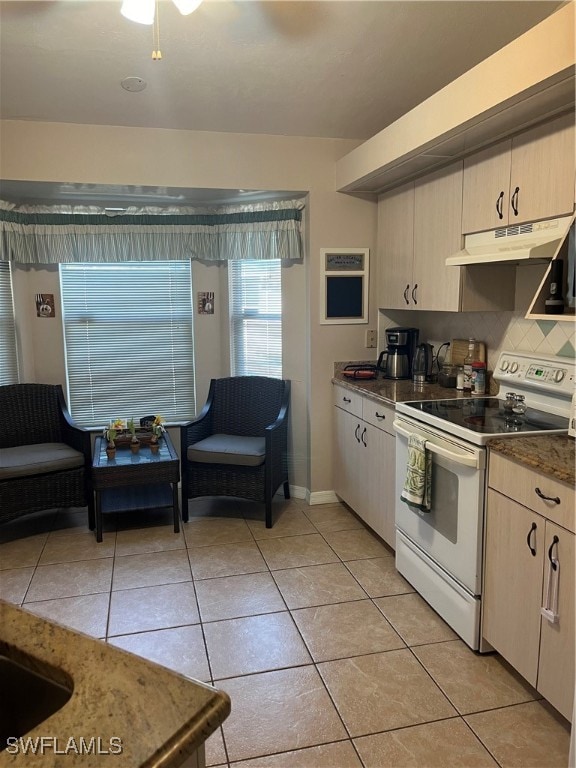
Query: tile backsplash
378 309 575 373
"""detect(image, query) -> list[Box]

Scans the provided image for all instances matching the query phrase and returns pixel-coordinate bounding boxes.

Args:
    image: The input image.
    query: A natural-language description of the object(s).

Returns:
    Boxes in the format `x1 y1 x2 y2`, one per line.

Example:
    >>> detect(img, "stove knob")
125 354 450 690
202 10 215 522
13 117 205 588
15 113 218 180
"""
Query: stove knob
500 359 509 371
509 362 519 373
553 369 565 383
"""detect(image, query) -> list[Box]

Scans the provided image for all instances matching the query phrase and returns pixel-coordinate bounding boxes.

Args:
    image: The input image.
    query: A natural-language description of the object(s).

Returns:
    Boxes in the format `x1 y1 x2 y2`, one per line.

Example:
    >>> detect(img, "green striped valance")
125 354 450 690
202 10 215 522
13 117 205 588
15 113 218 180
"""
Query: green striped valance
0 201 305 263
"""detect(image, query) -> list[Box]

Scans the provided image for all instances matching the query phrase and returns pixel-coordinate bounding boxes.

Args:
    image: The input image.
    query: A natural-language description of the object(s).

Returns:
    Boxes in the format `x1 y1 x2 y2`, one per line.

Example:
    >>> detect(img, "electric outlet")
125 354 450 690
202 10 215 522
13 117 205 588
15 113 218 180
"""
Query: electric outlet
365 329 377 348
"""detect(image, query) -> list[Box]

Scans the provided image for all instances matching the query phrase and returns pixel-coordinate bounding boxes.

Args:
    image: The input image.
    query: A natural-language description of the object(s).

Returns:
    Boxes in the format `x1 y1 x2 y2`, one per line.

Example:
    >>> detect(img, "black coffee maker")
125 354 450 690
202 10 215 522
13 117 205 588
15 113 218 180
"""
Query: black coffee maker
377 327 419 379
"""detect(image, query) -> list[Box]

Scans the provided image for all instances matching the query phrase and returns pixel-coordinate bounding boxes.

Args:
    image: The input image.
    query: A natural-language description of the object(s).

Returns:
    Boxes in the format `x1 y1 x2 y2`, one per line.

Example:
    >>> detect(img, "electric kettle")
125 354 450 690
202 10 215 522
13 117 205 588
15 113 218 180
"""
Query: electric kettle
412 343 434 383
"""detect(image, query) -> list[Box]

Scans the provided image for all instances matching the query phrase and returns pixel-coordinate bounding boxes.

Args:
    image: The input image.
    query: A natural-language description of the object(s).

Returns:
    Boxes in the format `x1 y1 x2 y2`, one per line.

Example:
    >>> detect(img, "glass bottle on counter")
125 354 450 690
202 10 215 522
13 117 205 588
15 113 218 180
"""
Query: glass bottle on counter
472 361 486 395
462 338 476 393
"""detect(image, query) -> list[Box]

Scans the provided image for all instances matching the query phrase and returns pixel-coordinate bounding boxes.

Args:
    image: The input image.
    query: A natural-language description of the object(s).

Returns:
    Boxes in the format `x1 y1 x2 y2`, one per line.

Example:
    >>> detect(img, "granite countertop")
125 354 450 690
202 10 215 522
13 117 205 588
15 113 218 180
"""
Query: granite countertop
488 435 575 486
332 361 472 405
333 361 574 485
0 601 230 767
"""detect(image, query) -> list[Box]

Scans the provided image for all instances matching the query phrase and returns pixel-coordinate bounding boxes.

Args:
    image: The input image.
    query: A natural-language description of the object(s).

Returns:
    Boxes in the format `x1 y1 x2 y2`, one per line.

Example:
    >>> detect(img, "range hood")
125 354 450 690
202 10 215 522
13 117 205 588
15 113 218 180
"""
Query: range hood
446 215 573 266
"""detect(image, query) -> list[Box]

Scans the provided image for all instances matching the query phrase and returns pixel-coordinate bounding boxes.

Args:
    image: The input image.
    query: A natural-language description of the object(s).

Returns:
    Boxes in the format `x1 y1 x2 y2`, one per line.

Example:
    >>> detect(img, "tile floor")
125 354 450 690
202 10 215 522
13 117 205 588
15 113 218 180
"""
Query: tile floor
0 498 571 767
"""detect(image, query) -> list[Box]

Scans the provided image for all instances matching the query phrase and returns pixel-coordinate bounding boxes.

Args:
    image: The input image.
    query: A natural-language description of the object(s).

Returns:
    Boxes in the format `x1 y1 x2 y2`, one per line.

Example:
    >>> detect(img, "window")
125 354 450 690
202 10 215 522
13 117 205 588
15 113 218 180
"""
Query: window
60 261 195 427
229 260 282 378
0 262 18 385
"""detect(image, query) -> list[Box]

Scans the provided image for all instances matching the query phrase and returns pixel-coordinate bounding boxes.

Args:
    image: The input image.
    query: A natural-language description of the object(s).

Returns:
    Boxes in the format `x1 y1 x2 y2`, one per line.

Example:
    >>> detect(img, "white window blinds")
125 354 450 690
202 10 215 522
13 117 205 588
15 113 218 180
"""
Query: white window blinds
229 260 282 378
60 261 195 427
0 262 18 385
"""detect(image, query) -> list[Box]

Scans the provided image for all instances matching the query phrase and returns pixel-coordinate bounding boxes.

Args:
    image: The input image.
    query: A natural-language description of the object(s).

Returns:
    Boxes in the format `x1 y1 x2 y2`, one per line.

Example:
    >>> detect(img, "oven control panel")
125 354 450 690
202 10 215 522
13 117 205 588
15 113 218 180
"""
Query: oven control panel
495 351 575 398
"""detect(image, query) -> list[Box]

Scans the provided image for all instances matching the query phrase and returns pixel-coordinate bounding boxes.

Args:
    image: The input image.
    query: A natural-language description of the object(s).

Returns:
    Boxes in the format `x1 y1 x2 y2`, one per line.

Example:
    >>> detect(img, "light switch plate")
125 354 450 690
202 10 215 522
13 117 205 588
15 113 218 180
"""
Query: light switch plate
365 329 377 348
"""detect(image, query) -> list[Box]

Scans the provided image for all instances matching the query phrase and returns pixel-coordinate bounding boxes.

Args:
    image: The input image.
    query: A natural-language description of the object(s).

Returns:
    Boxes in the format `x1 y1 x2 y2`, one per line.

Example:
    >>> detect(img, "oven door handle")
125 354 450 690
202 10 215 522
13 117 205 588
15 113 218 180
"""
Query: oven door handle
393 420 479 468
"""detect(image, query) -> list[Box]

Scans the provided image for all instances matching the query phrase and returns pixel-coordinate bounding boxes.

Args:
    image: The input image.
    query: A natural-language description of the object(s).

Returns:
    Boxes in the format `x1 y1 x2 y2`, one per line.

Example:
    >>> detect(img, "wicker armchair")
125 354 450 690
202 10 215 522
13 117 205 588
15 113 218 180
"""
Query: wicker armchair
0 384 94 528
181 376 290 528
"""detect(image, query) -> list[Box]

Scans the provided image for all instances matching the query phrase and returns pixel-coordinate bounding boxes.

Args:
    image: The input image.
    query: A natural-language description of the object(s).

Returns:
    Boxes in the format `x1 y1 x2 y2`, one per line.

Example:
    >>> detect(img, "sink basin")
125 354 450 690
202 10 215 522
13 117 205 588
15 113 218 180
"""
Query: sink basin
0 654 73 751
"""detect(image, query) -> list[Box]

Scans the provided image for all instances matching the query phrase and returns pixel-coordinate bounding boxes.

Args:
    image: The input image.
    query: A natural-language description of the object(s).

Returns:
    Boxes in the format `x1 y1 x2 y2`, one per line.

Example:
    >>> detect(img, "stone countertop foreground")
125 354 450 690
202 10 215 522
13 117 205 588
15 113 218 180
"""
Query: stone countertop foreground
487 434 575 486
0 601 230 768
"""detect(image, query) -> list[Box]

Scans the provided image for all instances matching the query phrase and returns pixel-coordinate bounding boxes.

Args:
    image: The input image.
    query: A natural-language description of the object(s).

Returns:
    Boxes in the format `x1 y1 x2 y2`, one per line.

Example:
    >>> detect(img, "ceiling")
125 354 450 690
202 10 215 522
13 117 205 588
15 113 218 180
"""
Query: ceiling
0 0 566 206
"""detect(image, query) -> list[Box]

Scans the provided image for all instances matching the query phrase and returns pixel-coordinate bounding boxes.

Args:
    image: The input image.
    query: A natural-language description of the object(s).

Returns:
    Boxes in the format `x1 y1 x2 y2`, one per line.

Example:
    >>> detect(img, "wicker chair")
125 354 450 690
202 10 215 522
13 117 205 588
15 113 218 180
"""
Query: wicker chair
181 376 290 528
0 384 94 528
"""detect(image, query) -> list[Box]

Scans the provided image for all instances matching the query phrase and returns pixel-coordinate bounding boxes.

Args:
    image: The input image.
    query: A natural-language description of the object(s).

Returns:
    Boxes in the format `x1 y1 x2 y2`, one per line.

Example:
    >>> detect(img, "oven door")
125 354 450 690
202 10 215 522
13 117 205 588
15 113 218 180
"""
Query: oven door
393 415 486 595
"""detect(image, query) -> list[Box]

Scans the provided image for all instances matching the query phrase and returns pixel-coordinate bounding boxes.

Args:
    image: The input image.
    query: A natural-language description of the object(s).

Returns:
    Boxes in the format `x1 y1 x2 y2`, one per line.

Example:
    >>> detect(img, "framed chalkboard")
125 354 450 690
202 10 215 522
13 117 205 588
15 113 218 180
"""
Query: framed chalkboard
320 248 369 324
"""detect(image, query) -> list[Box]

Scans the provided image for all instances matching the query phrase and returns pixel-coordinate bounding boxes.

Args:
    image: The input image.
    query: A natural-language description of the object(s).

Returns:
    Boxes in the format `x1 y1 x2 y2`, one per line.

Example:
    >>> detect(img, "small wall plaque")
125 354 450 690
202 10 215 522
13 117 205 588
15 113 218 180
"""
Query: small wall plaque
35 293 55 318
198 291 215 315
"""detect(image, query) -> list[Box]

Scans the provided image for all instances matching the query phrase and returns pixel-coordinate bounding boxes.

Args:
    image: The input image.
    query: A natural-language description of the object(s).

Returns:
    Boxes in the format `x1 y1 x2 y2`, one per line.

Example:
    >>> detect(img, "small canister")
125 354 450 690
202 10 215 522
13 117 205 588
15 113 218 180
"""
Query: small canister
456 366 465 390
472 361 486 395
439 364 457 388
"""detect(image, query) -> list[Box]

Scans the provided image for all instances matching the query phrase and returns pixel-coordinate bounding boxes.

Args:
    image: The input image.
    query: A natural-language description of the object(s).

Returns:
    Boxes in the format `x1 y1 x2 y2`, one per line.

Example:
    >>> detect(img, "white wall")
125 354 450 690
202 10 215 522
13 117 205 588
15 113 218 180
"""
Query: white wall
1 119 378 497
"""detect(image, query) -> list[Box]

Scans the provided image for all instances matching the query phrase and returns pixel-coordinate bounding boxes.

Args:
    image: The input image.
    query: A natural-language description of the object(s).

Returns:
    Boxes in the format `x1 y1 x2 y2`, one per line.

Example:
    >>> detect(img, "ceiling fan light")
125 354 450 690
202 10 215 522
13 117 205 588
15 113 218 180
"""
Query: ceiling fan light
121 0 155 25
172 0 203 16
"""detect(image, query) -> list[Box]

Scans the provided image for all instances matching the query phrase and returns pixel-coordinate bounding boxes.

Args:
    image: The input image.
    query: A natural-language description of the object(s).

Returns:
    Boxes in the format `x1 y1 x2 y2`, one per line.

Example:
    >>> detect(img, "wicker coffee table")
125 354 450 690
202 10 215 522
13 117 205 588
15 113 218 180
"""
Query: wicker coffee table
91 432 180 542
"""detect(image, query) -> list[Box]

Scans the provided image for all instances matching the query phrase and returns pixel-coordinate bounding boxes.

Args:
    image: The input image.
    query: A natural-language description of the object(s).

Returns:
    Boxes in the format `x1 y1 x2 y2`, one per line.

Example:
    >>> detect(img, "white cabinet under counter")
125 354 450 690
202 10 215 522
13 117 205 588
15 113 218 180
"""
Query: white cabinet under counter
332 383 395 548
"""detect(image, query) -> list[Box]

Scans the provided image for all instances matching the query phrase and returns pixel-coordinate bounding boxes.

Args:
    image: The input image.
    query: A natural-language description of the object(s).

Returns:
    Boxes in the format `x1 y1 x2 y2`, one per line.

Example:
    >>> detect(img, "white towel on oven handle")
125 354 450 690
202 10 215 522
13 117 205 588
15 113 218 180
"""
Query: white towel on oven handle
400 433 432 512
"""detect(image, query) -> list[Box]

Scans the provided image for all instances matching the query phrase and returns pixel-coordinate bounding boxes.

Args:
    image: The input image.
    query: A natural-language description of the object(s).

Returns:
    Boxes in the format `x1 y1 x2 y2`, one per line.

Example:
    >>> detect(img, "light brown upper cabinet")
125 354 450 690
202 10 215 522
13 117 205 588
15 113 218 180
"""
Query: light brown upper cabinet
378 164 462 311
413 163 464 311
378 161 515 312
462 112 575 234
377 180 414 310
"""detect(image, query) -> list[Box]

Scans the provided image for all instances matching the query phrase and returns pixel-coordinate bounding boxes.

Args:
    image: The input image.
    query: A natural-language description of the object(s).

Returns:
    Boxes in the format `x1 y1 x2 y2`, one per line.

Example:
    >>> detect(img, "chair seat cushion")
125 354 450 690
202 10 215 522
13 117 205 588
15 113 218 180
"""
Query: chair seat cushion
187 434 265 467
0 443 85 480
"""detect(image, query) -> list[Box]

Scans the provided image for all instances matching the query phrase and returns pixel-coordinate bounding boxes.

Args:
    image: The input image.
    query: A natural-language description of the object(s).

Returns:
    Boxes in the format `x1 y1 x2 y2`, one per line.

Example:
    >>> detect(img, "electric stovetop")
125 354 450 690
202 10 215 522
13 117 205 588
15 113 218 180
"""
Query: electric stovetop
404 397 568 433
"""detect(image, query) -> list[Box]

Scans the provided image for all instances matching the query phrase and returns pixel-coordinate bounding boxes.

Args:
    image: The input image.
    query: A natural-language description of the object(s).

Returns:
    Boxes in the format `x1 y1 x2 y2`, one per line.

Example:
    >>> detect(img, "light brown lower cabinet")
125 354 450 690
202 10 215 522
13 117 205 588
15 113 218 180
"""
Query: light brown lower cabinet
483 455 575 721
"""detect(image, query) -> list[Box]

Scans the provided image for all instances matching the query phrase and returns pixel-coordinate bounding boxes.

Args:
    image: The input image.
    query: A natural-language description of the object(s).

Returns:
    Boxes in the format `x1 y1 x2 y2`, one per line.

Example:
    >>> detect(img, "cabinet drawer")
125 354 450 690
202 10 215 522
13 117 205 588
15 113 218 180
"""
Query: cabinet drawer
362 398 395 435
489 453 575 533
333 384 363 418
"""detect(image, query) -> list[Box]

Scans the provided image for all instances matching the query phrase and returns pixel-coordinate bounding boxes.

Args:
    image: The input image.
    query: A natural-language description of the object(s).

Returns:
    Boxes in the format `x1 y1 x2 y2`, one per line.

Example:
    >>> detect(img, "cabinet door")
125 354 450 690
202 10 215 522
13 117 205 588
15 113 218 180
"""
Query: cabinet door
377 181 414 309
362 422 395 548
362 399 395 546
537 521 575 720
413 162 464 311
482 489 543 687
462 139 512 233
510 113 575 225
333 406 362 515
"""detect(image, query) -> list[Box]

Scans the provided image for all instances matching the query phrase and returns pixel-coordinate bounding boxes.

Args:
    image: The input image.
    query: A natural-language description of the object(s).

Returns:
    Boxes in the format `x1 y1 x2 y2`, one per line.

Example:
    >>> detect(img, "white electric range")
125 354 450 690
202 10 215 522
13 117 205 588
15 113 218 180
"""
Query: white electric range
393 351 574 650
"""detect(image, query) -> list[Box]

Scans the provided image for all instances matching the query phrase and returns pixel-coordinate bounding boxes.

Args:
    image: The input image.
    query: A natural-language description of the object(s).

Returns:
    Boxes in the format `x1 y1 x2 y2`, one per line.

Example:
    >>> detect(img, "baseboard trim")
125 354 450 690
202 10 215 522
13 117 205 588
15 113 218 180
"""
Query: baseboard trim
307 490 339 506
288 484 307 500
275 487 340 505
275 485 307 501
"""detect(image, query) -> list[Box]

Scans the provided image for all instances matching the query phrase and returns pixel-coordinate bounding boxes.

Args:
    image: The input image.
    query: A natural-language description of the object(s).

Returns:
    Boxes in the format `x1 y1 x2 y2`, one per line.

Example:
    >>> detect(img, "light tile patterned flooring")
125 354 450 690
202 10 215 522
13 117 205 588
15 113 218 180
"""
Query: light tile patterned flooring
0 498 571 767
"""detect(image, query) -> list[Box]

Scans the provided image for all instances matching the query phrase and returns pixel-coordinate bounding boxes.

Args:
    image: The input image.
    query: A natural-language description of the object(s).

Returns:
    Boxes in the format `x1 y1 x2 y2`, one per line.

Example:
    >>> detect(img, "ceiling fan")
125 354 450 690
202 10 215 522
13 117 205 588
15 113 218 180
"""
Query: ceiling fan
121 0 203 25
